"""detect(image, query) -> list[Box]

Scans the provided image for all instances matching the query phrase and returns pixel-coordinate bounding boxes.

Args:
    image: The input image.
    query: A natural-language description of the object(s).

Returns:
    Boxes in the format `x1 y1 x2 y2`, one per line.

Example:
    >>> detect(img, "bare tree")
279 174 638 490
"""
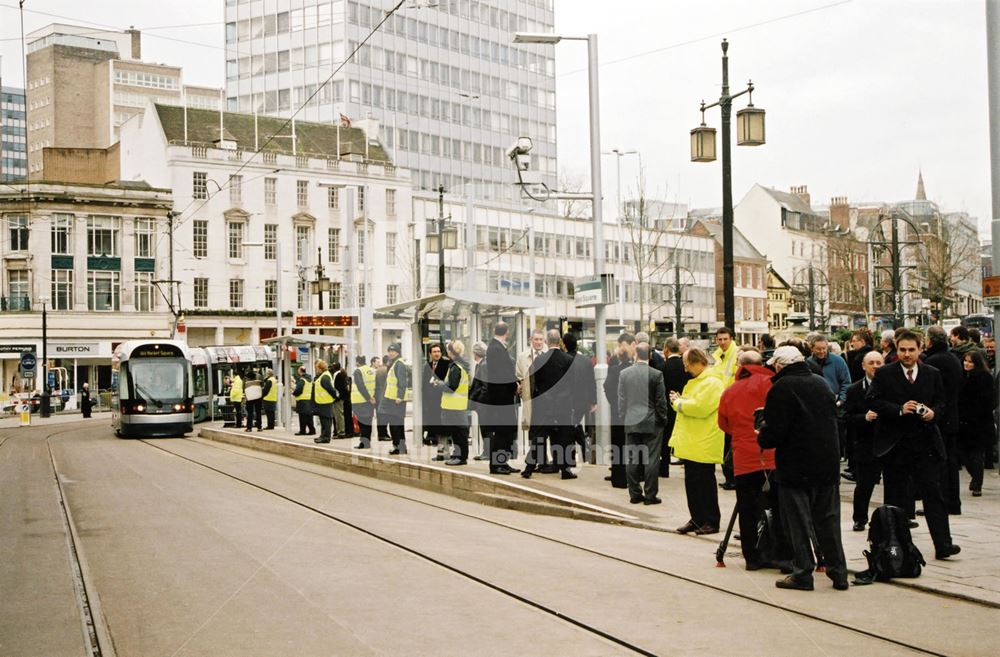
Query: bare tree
920 217 980 317
559 173 591 220
621 181 684 325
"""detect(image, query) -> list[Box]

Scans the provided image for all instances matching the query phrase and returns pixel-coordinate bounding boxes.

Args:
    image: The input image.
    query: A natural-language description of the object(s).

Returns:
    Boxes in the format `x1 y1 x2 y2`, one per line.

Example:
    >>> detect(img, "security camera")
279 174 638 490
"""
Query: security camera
506 136 533 171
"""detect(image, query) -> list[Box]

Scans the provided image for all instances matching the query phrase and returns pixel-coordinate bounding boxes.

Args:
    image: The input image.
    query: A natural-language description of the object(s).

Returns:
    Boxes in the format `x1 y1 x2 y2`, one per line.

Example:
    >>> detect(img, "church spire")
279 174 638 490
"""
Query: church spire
916 169 926 201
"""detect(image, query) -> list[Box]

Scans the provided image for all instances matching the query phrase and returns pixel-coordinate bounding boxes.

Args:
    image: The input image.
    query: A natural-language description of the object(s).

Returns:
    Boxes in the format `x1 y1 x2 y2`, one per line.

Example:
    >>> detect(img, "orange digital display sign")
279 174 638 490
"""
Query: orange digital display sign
295 315 359 327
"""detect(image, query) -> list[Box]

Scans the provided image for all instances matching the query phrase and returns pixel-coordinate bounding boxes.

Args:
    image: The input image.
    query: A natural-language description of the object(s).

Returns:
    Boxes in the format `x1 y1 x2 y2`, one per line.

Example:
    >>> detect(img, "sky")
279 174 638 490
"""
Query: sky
0 0 992 232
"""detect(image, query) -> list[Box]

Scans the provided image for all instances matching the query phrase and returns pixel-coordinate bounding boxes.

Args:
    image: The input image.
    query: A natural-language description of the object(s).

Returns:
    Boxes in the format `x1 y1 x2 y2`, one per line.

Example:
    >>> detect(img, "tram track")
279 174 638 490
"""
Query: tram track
140 436 956 657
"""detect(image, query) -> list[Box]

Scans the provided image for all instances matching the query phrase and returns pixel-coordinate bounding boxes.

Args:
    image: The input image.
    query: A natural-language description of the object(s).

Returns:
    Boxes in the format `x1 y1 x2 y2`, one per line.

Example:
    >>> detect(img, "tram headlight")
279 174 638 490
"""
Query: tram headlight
172 403 184 412
134 404 145 413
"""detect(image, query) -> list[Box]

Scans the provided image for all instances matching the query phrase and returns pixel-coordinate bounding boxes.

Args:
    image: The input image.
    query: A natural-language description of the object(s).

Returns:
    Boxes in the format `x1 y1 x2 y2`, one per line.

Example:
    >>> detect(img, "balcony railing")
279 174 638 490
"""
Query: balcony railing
1 295 31 311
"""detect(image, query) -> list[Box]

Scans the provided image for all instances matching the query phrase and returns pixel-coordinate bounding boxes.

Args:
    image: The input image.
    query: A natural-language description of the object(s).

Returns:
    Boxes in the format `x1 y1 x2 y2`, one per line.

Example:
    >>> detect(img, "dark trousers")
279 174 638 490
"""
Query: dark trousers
683 460 721 528
721 434 734 484
882 444 953 551
959 444 985 492
376 407 390 438
318 413 332 439
778 483 847 584
941 432 962 514
490 425 516 470
298 412 315 435
449 424 470 462
232 400 244 427
735 470 791 565
245 399 262 430
526 425 573 472
356 414 373 446
387 415 406 453
625 431 661 501
610 425 628 487
852 458 882 525
263 402 276 429
659 428 671 478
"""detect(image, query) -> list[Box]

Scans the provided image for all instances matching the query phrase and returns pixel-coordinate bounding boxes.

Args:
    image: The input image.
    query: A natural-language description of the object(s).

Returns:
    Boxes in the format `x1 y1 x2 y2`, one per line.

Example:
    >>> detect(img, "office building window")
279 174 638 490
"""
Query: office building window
265 279 277 309
229 174 243 205
297 180 309 207
386 189 396 217
7 214 28 251
87 216 120 256
357 230 365 265
327 186 339 209
329 282 341 308
88 271 120 311
51 213 73 254
134 218 156 258
193 220 208 257
357 283 366 307
193 171 208 199
358 186 365 213
135 271 154 311
229 279 244 308
227 221 245 259
386 231 396 265
297 279 309 310
386 284 398 305
264 224 277 260
7 269 29 310
264 177 277 205
51 269 73 310
193 277 208 307
296 225 311 264
328 228 340 263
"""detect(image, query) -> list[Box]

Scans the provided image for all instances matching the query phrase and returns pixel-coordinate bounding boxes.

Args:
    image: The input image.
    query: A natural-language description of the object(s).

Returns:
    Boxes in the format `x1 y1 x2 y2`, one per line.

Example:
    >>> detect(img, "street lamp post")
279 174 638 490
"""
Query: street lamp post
690 39 766 330
244 241 284 426
604 148 640 325
39 295 50 418
514 31 609 455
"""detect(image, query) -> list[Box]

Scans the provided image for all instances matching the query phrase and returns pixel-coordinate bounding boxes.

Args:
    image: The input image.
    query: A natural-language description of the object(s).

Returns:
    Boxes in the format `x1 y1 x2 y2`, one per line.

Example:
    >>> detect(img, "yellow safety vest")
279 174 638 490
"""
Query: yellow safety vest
351 365 376 403
296 377 313 401
385 359 409 402
263 376 279 402
440 363 470 411
313 370 334 405
229 375 244 402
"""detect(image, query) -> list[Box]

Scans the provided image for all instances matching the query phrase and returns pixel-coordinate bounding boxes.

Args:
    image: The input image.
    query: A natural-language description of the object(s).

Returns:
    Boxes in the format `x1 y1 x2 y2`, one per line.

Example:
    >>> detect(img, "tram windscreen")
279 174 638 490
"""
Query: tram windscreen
129 359 188 404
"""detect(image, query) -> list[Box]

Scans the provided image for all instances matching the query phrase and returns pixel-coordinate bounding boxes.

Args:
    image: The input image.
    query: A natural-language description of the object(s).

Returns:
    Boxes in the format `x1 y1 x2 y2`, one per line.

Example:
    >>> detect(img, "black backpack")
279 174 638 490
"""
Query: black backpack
860 505 925 582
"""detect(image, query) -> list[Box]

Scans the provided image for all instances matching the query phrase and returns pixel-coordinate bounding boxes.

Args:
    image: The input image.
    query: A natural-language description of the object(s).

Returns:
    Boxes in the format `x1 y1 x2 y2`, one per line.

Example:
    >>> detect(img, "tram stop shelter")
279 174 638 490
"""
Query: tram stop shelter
376 290 546 441
262 333 352 430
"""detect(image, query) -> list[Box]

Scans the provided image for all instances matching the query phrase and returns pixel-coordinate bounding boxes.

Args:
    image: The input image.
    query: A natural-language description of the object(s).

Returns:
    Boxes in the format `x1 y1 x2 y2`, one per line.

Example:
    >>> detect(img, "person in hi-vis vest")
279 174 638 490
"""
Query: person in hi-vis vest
352 355 377 449
440 341 472 466
229 371 244 428
312 360 338 443
379 344 409 455
261 368 279 430
292 366 315 436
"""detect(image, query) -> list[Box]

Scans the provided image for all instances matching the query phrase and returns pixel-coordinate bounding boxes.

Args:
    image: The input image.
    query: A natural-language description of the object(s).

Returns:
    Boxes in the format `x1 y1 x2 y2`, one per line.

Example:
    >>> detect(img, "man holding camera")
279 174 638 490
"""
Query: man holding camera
866 330 961 560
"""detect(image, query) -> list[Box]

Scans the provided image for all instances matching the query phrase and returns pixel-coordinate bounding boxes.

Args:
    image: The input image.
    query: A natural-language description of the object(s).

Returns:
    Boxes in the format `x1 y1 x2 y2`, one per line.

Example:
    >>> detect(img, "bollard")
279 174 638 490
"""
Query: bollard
19 403 31 427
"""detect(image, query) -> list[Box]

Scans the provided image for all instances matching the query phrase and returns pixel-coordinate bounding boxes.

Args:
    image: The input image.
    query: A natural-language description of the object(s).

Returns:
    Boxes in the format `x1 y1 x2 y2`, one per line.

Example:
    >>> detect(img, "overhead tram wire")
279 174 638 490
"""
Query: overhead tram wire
167 0 407 226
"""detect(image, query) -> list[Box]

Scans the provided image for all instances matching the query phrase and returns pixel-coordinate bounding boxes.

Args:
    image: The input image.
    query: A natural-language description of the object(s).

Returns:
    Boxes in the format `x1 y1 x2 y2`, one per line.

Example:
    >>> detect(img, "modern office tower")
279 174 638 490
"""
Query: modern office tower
224 0 557 202
24 24 223 179
1 81 27 182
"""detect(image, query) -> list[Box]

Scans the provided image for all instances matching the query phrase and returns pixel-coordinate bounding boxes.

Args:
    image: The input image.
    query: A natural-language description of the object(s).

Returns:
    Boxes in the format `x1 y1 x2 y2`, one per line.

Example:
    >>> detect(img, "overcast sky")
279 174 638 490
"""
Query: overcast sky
0 0 992 232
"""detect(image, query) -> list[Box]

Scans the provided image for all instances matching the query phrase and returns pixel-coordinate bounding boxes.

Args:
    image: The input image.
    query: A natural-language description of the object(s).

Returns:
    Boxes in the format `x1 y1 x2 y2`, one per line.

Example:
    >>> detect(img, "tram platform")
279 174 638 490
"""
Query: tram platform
197 420 1000 608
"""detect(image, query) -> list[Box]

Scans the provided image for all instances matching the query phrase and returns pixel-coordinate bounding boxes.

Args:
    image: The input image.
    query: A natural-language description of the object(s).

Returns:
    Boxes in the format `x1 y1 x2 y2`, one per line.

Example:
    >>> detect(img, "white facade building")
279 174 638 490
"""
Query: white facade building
119 102 412 358
223 0 558 203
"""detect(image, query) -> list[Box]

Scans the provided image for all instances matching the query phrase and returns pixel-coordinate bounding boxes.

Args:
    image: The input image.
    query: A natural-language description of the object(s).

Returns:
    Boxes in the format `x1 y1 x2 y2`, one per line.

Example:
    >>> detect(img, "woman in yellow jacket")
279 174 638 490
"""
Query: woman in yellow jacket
669 347 724 535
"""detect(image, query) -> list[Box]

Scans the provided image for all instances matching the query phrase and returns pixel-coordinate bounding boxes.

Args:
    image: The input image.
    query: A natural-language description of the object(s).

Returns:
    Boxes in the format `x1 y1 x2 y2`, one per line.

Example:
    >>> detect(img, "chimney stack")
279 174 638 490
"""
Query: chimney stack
829 196 850 230
790 185 811 207
127 27 141 60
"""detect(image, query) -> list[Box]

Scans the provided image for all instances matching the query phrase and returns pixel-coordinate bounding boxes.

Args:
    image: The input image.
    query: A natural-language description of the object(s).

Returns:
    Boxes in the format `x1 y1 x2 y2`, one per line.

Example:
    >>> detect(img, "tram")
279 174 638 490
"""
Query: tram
188 345 275 423
111 340 194 438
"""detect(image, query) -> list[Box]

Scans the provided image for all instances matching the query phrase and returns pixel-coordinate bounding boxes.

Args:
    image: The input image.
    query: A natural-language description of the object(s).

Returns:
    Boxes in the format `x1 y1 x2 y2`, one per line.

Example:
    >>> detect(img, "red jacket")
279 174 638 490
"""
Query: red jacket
718 364 776 476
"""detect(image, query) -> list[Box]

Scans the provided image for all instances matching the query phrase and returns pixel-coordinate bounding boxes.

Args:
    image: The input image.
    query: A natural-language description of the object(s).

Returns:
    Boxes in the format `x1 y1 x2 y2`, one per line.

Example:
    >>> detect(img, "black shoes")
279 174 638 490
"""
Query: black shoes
491 465 514 475
538 464 559 474
294 432 306 436
314 437 330 443
643 497 662 505
775 576 814 591
840 471 856 482
935 545 961 560
629 496 643 504
719 481 737 491
387 448 407 455
354 443 368 449
561 470 578 480
908 520 919 529
520 469 532 479
833 579 850 591
852 522 866 532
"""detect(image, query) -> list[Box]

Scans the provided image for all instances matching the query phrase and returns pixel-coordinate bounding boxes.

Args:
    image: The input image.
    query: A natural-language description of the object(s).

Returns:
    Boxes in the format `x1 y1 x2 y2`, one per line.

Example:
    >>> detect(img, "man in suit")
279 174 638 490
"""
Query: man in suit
866 330 961 560
604 333 636 488
482 323 520 474
422 343 450 448
618 342 669 504
844 350 884 531
516 330 549 469
923 325 964 516
659 336 689 477
564 332 597 466
523 330 576 479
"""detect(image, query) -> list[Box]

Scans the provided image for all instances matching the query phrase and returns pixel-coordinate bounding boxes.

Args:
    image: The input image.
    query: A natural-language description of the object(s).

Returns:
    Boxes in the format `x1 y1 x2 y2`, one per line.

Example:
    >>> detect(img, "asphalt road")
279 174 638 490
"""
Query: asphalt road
1 420 995 657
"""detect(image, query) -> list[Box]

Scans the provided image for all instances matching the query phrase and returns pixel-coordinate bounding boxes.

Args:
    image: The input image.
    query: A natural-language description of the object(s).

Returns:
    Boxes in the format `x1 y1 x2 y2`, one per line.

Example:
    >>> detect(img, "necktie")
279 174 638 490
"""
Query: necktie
906 368 914 384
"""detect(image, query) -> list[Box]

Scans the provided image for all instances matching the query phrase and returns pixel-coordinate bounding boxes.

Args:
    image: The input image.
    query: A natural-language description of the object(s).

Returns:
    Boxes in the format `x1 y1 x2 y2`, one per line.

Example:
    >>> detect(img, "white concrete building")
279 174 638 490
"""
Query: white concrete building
223 0 558 203
119 102 412 358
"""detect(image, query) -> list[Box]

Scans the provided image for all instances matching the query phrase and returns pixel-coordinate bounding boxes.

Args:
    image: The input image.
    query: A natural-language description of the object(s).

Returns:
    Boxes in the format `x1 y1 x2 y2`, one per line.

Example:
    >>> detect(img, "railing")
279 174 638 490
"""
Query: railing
326 158 340 170
0 295 31 311
262 151 277 165
191 146 207 158
295 155 309 168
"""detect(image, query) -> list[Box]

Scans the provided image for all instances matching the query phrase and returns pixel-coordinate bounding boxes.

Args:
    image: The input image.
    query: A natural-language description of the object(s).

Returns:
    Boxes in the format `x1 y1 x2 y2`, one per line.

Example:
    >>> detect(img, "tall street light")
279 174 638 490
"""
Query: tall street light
514 31 609 454
690 39 766 330
39 294 50 418
604 148 640 325
244 240 284 427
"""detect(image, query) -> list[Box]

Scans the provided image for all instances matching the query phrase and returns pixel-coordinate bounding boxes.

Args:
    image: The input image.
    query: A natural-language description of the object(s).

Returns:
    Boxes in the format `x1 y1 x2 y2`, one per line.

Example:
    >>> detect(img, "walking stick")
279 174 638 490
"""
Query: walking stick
715 502 739 567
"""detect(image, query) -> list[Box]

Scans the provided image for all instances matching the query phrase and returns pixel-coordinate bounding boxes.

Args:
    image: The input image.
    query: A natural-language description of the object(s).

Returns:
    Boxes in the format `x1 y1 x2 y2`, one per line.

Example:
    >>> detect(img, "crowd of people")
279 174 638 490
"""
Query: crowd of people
221 321 995 590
